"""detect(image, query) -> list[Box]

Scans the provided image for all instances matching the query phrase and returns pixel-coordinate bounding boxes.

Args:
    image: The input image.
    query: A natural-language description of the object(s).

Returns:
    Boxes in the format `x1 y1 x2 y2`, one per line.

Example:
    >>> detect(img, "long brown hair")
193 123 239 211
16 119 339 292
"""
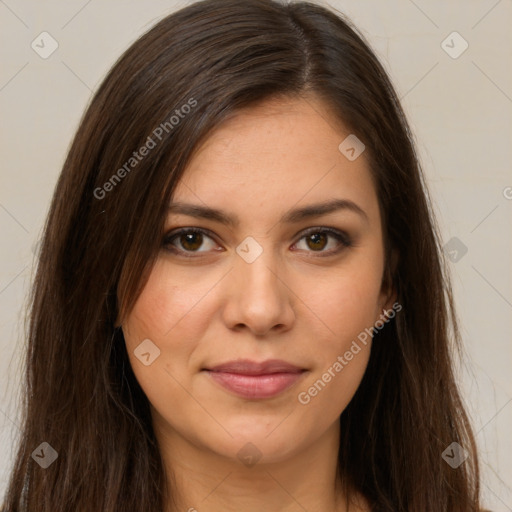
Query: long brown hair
2 0 481 510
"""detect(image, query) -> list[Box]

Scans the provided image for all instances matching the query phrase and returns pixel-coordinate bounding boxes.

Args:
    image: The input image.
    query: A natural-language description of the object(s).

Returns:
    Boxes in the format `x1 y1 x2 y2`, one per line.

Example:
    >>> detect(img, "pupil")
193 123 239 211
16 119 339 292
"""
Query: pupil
308 233 327 250
182 232 202 251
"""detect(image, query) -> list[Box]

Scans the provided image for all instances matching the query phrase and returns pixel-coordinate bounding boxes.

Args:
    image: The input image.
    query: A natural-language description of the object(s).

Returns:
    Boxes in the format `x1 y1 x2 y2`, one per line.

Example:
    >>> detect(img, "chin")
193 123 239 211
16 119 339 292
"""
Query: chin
216 425 305 465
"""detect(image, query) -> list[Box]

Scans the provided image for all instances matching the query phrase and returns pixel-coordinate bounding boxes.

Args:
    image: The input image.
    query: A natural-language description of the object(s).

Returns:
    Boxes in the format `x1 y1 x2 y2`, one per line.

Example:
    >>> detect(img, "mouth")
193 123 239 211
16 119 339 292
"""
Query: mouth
202 359 307 400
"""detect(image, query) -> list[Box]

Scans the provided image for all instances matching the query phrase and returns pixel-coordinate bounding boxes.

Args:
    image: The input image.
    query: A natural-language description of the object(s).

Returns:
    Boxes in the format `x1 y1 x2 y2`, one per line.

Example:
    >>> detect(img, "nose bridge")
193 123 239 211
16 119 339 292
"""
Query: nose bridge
235 236 281 294
223 235 294 334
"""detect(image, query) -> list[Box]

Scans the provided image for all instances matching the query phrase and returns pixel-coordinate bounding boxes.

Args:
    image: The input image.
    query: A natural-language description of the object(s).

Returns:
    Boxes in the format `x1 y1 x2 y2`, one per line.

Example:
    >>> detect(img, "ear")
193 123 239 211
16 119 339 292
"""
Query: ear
113 300 126 329
113 309 123 329
378 247 399 315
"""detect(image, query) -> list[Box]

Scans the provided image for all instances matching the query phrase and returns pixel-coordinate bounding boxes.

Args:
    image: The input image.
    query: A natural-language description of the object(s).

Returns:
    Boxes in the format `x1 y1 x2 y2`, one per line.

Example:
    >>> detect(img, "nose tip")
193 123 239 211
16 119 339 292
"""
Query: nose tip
221 245 295 336
232 320 287 337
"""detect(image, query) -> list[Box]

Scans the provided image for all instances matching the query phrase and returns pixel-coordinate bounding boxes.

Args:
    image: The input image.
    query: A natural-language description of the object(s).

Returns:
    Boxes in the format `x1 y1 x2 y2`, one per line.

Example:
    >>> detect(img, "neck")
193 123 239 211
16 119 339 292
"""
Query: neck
153 412 352 512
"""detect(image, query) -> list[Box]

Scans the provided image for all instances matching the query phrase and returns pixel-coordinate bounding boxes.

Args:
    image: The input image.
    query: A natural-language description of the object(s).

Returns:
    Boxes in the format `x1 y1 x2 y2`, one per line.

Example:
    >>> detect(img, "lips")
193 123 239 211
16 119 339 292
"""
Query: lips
203 359 307 399
206 359 304 375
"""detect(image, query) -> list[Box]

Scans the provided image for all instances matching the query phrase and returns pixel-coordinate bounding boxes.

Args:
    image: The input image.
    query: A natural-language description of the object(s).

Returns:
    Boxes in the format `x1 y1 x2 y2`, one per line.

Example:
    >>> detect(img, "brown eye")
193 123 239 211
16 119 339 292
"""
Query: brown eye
162 226 352 258
305 232 328 251
163 228 219 256
179 232 203 251
294 227 352 256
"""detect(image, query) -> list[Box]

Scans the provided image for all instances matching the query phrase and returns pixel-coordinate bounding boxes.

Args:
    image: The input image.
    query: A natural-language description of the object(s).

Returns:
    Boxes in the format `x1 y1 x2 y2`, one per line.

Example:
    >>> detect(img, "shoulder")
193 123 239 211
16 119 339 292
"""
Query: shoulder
347 493 372 512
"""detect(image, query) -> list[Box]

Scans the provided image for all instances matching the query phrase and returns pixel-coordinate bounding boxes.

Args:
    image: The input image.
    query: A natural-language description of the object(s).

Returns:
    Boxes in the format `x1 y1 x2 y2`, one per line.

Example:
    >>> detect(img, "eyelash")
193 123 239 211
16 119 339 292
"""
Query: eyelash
162 227 352 258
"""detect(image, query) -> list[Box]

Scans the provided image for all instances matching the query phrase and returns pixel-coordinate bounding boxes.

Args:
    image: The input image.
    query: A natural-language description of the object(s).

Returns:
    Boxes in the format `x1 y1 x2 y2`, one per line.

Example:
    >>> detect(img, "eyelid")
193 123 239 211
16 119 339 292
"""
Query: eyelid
297 226 352 245
163 227 220 254
162 226 352 257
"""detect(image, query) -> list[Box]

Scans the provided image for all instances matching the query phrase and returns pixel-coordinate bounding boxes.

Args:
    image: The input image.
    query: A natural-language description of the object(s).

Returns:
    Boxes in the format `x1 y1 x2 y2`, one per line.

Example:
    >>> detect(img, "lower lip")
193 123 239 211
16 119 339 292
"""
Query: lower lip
205 371 305 399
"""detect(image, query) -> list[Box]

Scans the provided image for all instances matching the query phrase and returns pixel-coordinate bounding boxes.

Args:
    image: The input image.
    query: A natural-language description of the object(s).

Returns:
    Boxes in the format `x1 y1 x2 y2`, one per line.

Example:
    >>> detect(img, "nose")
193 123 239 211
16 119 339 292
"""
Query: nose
221 247 296 337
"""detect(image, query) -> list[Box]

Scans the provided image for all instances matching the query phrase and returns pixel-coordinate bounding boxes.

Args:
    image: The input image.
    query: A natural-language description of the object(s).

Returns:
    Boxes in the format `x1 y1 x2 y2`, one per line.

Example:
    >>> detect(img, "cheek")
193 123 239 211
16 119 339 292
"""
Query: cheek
294 278 375 417
122 258 220 397
292 249 383 410
123 258 218 343
297 251 384 348
121 260 221 437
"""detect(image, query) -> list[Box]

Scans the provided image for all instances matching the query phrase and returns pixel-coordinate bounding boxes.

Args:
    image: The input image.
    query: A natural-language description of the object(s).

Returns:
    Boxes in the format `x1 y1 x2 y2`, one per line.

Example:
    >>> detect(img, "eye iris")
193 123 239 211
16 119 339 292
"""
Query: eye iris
306 232 327 251
181 232 203 251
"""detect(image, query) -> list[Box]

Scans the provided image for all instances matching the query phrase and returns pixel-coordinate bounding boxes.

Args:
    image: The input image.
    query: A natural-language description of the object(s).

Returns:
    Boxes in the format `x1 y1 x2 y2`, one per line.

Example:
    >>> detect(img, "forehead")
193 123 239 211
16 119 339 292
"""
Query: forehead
171 96 380 229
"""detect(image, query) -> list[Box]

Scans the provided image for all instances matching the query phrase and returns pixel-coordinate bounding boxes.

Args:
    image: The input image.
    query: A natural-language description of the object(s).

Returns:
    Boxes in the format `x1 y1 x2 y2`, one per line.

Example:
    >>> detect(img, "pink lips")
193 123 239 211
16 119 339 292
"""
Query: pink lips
204 359 306 399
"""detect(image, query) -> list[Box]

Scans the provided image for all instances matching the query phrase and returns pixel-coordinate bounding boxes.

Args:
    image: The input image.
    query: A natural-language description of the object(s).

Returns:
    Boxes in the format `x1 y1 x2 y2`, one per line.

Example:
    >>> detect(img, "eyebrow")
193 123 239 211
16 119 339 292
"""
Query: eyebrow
168 198 368 227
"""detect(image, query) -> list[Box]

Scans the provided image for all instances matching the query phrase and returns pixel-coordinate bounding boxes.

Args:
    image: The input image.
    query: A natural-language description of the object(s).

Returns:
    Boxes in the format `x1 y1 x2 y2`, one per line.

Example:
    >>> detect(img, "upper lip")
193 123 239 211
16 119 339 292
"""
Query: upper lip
205 359 304 375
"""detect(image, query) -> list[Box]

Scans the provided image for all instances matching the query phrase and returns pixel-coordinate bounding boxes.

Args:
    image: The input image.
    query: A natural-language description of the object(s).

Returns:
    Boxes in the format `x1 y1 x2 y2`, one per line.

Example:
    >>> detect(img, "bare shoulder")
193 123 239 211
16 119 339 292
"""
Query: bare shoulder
344 492 372 512
344 499 492 512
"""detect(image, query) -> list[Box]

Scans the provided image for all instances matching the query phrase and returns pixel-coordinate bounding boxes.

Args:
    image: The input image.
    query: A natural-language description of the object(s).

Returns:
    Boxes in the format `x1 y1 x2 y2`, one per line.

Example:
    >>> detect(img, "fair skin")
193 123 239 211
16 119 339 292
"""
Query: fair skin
122 95 395 512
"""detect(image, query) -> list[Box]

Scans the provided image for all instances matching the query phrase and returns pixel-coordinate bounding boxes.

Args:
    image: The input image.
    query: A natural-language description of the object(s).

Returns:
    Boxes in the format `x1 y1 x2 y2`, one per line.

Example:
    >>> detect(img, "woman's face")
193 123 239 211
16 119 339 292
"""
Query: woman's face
123 95 394 465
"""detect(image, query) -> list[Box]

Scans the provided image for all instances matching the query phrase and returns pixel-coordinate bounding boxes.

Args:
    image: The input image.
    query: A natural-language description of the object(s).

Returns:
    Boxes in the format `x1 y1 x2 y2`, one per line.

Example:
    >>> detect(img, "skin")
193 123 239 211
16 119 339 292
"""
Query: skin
122 95 396 512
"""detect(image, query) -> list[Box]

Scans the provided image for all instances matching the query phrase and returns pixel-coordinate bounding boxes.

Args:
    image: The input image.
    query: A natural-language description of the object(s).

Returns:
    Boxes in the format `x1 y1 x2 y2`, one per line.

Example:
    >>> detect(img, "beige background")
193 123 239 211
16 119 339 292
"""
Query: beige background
1 0 511 509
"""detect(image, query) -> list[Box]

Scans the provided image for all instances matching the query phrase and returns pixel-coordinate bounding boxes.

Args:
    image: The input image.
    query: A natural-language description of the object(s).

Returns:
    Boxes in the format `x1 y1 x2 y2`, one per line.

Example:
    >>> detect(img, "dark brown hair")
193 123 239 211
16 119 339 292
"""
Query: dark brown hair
2 0 481 510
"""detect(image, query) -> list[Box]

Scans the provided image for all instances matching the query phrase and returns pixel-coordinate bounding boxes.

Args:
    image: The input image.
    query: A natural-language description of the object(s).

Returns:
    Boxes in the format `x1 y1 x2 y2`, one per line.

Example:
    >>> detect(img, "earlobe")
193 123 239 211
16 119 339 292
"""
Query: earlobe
113 303 125 329
379 247 399 317
376 294 399 328
113 313 122 329
381 289 398 314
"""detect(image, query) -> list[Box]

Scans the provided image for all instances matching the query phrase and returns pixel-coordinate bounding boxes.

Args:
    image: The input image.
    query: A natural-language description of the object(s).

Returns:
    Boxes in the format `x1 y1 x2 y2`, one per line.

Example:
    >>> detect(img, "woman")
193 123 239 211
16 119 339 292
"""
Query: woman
1 0 485 510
